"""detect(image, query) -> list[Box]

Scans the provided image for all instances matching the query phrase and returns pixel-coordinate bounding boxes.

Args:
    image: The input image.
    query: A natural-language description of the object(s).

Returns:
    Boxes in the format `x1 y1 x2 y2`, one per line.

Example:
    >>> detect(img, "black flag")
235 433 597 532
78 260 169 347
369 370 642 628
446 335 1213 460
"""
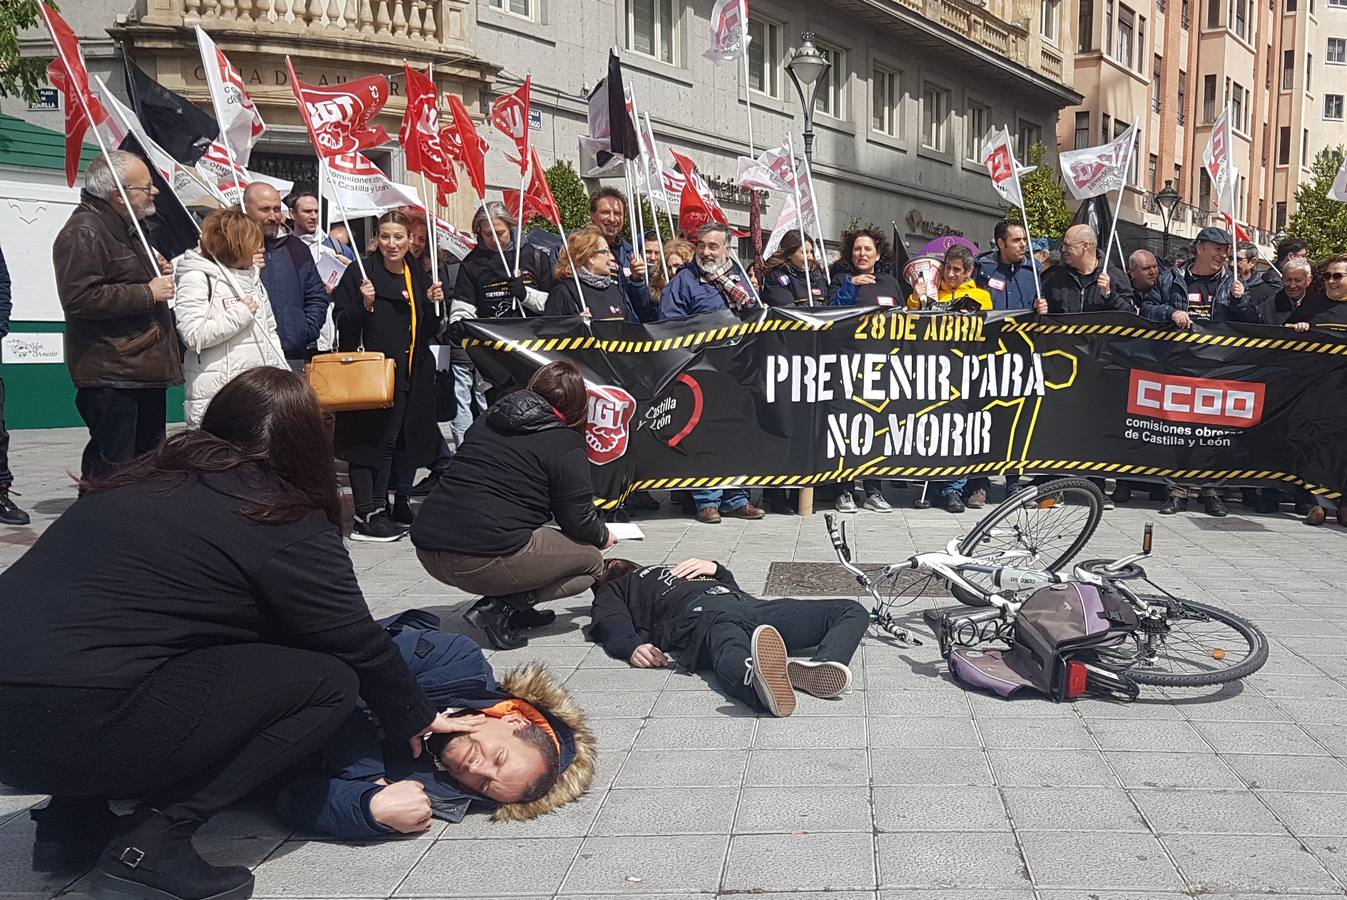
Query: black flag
1072 195 1113 257
123 52 217 164
889 221 914 299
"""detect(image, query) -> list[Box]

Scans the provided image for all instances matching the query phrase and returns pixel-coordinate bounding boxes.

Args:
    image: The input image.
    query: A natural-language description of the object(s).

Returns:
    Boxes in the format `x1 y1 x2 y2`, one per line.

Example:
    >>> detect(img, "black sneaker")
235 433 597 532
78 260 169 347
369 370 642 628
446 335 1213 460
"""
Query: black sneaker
1202 495 1229 517
945 493 966 514
391 494 415 525
410 468 447 498
0 489 30 526
508 606 557 629
1159 496 1188 515
351 510 408 542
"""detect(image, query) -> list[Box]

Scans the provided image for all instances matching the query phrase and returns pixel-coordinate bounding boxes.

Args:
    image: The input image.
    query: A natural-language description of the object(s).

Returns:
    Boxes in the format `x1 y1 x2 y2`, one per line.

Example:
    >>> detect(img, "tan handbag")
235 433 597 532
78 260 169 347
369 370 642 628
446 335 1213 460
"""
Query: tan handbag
306 351 395 412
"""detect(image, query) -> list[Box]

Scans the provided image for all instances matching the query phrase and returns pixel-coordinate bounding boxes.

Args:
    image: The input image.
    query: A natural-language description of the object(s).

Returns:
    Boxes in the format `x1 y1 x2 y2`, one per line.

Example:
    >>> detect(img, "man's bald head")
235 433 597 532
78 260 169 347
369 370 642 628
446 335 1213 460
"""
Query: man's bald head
1127 249 1161 292
1061 224 1099 274
243 183 285 238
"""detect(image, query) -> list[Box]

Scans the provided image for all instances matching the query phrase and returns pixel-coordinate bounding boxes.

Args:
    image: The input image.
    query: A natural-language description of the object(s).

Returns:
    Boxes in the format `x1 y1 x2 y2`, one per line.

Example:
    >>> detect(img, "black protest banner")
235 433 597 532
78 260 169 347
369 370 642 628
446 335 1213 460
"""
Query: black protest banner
462 308 1347 508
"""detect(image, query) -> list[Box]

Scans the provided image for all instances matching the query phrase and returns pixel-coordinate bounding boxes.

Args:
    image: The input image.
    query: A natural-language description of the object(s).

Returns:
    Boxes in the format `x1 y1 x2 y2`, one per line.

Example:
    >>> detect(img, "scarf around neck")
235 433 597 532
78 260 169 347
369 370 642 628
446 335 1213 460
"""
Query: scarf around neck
577 268 614 290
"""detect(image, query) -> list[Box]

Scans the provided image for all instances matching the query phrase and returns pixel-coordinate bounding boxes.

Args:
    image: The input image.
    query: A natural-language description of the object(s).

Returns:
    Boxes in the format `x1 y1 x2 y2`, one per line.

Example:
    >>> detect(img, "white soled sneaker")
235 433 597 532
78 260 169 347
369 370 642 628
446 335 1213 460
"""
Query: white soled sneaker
744 625 796 717
786 660 853 699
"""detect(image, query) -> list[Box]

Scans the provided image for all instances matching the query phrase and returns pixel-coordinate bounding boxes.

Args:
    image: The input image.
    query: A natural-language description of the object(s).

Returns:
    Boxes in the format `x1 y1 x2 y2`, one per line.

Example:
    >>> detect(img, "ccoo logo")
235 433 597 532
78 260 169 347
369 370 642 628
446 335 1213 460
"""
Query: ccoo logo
585 386 637 465
1127 369 1266 428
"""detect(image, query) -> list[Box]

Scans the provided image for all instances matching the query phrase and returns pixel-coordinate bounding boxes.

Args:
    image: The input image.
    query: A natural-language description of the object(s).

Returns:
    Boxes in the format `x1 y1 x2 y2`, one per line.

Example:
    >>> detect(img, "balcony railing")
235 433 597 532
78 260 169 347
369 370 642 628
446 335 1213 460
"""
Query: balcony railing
166 0 456 48
919 0 1066 83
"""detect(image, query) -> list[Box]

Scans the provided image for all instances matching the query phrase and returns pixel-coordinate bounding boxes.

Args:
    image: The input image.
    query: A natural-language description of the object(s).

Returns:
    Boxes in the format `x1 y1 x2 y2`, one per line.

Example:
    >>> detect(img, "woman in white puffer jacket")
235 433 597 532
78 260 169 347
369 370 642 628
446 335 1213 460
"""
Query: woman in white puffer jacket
173 209 288 426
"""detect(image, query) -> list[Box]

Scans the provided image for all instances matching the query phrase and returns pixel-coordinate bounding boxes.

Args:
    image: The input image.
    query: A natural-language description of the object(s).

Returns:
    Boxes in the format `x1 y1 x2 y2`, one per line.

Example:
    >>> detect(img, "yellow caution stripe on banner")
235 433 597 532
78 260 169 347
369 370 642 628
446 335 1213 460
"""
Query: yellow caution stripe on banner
1001 320 1347 355
592 462 1343 509
461 316 832 355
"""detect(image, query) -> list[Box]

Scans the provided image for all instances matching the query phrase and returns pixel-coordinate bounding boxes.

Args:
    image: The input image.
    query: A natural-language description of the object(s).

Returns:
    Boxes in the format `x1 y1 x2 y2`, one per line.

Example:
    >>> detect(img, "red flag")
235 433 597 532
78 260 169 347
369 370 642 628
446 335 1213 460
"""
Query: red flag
445 93 489 199
287 58 390 158
489 76 532 173
400 65 457 203
503 148 561 226
40 6 107 187
1222 213 1251 245
670 149 745 238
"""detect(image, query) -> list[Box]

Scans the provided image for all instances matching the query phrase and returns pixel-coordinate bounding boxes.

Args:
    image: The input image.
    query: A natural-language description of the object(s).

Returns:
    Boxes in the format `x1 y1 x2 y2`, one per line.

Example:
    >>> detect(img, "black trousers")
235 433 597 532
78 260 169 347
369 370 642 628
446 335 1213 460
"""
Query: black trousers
348 391 409 515
74 387 167 482
0 644 357 823
0 374 12 489
691 596 868 710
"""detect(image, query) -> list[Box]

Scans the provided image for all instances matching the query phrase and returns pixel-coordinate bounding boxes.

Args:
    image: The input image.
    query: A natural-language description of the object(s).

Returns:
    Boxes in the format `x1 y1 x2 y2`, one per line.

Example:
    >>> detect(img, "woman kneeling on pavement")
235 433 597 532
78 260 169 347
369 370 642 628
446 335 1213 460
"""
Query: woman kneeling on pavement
0 368 458 900
412 360 617 650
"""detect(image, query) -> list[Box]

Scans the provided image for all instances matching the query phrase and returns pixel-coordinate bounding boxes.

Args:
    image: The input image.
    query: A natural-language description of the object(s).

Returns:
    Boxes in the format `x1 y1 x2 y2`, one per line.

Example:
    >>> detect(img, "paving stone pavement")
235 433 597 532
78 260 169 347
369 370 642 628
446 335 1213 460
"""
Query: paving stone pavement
3 428 1347 898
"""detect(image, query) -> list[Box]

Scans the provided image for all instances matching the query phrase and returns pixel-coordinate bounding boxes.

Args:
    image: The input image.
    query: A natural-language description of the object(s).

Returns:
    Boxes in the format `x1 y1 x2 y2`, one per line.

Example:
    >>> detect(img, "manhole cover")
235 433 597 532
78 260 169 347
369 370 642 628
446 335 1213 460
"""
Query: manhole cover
765 562 951 597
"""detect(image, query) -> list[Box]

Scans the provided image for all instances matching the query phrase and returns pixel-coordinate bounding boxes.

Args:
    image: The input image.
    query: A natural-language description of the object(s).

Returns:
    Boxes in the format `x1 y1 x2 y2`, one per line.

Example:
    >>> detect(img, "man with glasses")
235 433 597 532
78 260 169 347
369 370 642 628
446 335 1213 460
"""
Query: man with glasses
1039 224 1135 315
52 151 182 482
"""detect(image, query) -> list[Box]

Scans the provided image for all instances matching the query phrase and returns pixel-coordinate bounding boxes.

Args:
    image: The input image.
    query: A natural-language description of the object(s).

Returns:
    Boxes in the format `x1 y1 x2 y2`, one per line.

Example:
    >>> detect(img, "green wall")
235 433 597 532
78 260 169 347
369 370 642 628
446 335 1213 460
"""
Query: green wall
2 322 185 430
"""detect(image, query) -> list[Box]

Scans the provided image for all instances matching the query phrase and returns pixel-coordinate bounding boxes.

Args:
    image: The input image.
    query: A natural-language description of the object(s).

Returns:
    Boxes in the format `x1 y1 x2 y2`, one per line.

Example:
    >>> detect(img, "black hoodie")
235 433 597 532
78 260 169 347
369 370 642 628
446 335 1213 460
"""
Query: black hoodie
411 390 607 556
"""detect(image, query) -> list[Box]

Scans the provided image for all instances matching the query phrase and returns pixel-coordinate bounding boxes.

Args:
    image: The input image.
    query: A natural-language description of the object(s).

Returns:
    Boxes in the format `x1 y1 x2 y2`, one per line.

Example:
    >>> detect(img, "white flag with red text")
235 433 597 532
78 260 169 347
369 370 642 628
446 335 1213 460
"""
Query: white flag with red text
1058 123 1136 201
323 151 421 217
194 142 292 208
195 27 265 166
980 127 1035 209
705 0 750 62
736 144 797 193
1203 105 1238 217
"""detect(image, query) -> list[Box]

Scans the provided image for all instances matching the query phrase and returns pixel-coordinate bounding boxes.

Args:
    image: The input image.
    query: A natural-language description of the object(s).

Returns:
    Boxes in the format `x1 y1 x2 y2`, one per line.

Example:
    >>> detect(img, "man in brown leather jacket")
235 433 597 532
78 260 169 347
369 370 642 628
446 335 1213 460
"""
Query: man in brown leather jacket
52 151 182 481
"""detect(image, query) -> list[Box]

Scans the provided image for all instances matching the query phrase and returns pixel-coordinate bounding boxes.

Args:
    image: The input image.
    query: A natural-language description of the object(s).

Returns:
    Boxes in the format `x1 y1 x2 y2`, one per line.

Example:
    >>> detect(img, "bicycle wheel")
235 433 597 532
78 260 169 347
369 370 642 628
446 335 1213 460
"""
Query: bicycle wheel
952 477 1105 606
1109 599 1269 687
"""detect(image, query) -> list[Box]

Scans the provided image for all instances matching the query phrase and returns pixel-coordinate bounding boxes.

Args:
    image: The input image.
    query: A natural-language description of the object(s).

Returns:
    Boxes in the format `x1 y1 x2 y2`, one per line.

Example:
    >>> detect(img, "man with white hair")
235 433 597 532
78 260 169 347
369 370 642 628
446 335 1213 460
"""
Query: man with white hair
52 151 182 482
1260 257 1313 326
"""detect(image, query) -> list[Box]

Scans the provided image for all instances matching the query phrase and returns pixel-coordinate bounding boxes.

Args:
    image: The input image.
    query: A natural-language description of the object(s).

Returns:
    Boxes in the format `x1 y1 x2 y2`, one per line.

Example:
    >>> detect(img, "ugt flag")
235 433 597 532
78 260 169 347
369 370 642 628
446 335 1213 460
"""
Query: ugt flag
736 143 797 193
981 127 1035 210
490 75 532 173
1058 123 1137 201
287 59 390 158
195 27 266 166
1203 105 1238 217
705 0 750 62
39 5 107 187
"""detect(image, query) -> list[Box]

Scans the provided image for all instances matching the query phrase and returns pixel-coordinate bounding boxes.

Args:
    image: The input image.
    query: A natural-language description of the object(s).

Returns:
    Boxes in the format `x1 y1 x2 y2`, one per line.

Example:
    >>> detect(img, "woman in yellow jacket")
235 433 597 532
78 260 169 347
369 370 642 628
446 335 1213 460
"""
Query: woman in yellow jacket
908 245 992 311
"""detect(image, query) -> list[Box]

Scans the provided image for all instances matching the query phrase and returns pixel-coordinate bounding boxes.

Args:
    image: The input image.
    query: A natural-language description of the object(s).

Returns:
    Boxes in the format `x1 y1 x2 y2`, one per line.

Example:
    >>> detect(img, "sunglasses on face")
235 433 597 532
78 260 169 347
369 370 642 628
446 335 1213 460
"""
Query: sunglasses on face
1325 272 1347 282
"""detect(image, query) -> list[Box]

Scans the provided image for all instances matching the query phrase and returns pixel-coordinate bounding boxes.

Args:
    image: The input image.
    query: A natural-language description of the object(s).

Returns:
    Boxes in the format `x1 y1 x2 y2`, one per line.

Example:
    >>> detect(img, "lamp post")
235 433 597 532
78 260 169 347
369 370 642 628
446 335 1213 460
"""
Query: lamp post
785 32 831 167
1153 179 1181 261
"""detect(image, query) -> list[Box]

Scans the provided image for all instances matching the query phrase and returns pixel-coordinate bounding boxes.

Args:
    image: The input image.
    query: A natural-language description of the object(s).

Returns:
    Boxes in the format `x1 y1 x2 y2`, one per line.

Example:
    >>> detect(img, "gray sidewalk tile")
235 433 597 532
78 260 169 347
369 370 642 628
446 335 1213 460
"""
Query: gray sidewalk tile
866 715 980 749
1019 831 1184 891
631 716 756 751
1082 718 1212 752
872 785 1009 832
987 750 1117 788
612 750 748 789
1102 750 1244 790
1191 720 1331 755
1130 789 1288 835
733 785 871 833
744 749 870 786
1000 787 1146 832
1163 833 1341 893
252 839 431 898
395 837 580 897
751 714 867 749
869 748 993 786
875 831 1030 890
589 787 738 836
976 717 1095 750
559 834 729 895
1256 790 1347 835
1219 752 1347 791
721 832 876 892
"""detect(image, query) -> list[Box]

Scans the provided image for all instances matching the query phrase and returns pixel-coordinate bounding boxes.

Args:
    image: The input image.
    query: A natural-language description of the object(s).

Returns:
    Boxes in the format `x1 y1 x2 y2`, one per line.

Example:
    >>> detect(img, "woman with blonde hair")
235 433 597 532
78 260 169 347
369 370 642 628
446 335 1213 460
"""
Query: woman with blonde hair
173 208 287 427
649 238 695 304
544 226 633 320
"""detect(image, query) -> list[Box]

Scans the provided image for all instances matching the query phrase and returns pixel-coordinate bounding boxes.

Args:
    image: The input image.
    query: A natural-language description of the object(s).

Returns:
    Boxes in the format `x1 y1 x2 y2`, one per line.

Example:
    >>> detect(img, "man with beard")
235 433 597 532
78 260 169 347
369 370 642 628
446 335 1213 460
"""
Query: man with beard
53 151 181 482
244 183 329 372
589 187 655 322
277 612 595 837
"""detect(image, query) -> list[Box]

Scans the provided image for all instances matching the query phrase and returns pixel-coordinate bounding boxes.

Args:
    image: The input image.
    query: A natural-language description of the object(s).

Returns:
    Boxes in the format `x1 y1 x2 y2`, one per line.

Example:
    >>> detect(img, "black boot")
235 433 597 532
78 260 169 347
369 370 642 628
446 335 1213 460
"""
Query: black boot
91 810 253 900
31 798 121 873
500 591 553 629
464 597 528 650
1159 496 1188 515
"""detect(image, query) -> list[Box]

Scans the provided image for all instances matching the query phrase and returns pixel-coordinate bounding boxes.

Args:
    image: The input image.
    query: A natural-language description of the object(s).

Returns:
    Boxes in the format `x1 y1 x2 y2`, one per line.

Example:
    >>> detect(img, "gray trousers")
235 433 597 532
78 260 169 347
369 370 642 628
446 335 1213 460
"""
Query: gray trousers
417 526 605 604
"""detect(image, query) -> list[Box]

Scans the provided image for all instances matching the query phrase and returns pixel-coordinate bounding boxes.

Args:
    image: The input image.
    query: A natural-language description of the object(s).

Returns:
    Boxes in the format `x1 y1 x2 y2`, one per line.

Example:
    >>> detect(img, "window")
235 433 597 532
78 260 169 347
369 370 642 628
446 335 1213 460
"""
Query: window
1303 128 1310 166
1074 110 1090 148
1207 0 1222 26
1279 125 1292 163
1018 120 1044 160
1115 119 1138 184
1307 53 1313 90
814 41 847 119
1287 0 1297 9
1148 153 1159 191
1182 0 1192 25
1266 52 1273 88
1041 0 1060 42
1330 0 1347 7
965 100 990 160
626 0 676 65
1231 82 1245 132
1105 0 1115 55
1118 5 1134 63
1174 163 1183 196
1203 74 1218 122
1177 70 1187 123
1329 38 1347 64
1102 112 1112 140
747 18 780 97
1152 55 1163 111
1198 178 1211 211
487 0 532 17
1283 49 1295 89
1275 202 1287 232
1326 93 1346 118
1234 0 1248 38
1238 175 1246 220
921 83 950 152
1137 16 1146 72
1079 1 1095 50
872 65 900 136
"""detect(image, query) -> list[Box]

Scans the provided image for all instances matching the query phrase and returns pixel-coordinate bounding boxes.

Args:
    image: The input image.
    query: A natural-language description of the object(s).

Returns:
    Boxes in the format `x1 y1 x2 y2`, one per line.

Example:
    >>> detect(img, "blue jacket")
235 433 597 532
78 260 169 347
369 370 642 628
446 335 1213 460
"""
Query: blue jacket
261 233 329 357
0 243 10 338
1135 268 1180 323
973 250 1042 311
614 239 656 323
1163 265 1262 323
659 259 756 320
275 616 583 839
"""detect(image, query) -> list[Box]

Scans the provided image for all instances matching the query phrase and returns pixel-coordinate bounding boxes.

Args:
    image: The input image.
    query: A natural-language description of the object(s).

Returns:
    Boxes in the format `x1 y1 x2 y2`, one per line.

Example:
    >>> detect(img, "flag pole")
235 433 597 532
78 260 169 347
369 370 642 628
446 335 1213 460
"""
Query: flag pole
324 159 368 282
45 41 156 270
1104 129 1135 273
424 62 441 283
629 97 669 284
799 149 829 283
738 0 754 158
513 156 529 275
643 112 678 239
94 76 202 237
785 133 810 293
196 27 248 213
1017 199 1043 301
556 221 586 310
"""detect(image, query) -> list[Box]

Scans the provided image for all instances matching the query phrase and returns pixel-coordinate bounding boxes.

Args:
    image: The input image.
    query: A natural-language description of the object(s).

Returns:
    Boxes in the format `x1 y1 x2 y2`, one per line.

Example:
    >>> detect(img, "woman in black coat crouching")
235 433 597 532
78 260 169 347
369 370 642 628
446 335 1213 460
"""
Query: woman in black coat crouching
332 210 445 542
0 368 457 900
543 227 634 320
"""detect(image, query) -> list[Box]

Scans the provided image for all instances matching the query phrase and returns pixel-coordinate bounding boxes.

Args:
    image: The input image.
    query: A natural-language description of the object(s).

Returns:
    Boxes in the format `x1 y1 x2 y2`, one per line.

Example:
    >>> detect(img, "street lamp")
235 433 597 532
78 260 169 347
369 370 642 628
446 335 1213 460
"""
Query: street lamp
785 32 831 166
1152 179 1181 261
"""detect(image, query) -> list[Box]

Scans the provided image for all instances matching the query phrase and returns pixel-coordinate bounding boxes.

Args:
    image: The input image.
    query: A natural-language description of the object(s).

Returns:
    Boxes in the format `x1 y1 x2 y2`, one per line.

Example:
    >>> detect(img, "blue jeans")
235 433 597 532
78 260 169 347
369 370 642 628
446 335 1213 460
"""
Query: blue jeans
942 476 990 498
450 357 487 447
694 488 749 512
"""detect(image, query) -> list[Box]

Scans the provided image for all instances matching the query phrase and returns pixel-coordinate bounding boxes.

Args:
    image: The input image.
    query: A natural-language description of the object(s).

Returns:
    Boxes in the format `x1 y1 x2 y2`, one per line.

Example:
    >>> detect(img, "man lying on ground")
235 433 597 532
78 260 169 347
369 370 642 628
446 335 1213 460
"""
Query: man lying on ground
588 558 868 716
276 611 595 837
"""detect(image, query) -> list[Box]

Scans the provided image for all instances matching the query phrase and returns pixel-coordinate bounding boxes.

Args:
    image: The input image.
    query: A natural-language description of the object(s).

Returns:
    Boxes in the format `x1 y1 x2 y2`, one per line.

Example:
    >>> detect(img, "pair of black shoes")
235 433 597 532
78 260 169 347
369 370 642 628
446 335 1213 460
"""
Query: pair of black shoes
33 800 253 900
464 592 553 650
1159 495 1229 517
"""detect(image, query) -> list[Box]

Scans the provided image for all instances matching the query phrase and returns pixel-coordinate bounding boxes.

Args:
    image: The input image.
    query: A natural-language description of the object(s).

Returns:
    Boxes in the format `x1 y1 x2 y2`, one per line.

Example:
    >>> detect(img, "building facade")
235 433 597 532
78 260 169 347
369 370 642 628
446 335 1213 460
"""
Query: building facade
1060 0 1342 259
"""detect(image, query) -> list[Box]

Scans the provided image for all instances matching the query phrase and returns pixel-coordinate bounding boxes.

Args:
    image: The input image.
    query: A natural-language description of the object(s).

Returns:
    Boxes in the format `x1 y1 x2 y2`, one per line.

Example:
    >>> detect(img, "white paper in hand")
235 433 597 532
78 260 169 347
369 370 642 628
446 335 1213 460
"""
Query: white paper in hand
315 250 350 290
606 523 646 541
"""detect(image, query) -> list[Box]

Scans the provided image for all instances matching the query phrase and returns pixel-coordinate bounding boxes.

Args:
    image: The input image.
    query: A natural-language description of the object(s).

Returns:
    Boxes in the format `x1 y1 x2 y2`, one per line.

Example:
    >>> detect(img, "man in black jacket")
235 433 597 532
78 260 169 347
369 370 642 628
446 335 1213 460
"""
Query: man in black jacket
588 558 867 717
1040 225 1135 314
